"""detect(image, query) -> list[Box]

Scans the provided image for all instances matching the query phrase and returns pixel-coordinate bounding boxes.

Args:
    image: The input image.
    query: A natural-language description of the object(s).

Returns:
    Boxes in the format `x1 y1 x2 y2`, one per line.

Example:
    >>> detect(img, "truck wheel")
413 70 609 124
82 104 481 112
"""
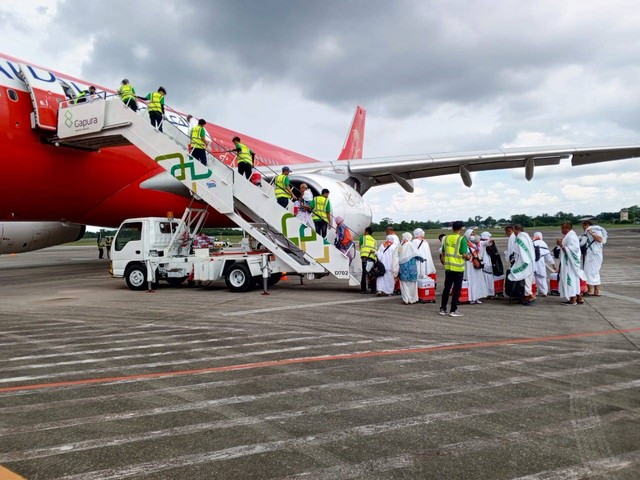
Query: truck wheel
167 277 187 287
125 264 147 291
225 263 253 292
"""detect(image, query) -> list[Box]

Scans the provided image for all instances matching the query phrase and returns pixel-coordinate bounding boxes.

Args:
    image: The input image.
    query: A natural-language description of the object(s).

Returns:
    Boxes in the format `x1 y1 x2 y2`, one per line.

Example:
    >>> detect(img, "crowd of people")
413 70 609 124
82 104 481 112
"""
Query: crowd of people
356 220 608 315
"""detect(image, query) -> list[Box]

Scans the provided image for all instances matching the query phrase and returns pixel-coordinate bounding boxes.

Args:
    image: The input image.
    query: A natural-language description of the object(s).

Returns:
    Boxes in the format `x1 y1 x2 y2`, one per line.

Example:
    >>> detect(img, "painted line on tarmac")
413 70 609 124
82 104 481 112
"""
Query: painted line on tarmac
512 449 640 479
599 290 640 305
220 295 396 316
1 360 637 455
279 409 640 479
52 380 640 480
1 327 639 394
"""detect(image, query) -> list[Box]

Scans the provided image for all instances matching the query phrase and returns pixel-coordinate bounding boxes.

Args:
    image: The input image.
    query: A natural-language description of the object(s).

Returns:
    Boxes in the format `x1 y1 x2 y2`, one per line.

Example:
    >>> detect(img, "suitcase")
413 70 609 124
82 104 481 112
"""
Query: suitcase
450 279 470 304
418 276 436 303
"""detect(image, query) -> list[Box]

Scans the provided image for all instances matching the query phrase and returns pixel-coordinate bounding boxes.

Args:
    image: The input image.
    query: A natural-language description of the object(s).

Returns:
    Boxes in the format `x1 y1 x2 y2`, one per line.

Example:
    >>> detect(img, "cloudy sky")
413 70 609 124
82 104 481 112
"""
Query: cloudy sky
2 0 639 223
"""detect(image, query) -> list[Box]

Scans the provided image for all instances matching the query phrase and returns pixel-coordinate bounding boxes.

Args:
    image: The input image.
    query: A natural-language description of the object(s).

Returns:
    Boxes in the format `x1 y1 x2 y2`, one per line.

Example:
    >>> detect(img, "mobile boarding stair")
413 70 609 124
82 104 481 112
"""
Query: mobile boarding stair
52 96 360 286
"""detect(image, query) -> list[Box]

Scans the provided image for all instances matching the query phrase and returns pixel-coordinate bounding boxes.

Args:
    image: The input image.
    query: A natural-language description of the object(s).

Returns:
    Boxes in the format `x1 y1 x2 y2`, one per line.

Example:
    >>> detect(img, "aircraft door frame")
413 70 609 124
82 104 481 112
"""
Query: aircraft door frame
18 63 67 131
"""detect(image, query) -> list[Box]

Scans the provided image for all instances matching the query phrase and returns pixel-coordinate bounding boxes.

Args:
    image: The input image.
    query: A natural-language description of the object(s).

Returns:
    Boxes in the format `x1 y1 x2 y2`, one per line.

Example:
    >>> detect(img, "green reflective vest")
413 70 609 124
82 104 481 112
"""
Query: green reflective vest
148 92 164 113
360 234 377 259
119 84 135 102
274 174 291 199
443 234 465 272
312 195 329 222
235 142 253 165
191 125 206 149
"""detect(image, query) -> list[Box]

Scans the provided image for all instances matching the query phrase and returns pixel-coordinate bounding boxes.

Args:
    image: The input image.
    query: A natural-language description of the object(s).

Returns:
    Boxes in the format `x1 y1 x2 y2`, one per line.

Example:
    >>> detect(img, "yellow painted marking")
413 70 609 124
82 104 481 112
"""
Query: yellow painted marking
0 465 27 480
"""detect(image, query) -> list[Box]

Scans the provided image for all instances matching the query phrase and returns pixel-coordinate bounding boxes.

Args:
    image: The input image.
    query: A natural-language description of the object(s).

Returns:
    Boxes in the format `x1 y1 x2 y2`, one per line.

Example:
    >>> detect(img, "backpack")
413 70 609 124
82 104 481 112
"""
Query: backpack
534 244 541 262
368 260 386 279
505 274 525 300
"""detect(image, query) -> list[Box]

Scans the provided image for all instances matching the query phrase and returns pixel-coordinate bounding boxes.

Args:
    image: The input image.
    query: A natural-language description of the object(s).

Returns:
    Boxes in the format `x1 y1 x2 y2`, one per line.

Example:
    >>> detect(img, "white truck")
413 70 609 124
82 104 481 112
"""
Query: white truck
109 209 285 292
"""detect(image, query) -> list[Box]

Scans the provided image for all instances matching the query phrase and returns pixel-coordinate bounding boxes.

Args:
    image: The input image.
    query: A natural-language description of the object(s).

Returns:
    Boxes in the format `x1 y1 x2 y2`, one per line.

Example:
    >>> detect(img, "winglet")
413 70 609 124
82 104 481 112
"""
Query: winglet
337 106 366 160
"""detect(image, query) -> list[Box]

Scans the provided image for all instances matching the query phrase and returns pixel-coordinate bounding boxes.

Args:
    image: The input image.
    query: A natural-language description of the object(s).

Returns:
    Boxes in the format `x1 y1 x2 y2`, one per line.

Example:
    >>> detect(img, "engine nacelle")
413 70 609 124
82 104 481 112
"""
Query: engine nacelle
0 222 86 254
289 173 372 237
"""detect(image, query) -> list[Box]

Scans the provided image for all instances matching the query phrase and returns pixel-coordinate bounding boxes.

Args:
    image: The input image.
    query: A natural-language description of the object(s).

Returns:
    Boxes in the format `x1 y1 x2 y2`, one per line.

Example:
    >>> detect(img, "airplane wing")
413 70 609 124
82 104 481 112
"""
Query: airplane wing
286 144 640 194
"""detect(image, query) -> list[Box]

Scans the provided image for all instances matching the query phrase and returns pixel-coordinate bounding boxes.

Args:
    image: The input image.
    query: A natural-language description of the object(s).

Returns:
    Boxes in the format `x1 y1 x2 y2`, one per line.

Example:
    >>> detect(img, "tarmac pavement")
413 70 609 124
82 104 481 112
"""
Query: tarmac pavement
0 228 639 479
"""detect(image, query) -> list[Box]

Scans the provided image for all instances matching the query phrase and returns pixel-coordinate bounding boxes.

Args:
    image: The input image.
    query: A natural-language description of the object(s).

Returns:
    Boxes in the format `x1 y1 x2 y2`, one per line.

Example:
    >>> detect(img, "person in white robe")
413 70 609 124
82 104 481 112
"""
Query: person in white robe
555 222 586 305
478 232 495 297
532 232 555 297
385 226 400 245
464 229 489 304
504 225 516 266
295 183 315 230
398 232 424 304
376 235 399 296
508 224 536 304
412 228 436 279
581 220 607 296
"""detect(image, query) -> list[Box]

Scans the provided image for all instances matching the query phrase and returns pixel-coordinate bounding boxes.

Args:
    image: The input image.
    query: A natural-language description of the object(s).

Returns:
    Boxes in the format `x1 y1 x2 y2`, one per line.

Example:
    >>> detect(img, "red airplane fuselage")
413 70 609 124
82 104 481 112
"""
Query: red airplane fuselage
0 53 346 228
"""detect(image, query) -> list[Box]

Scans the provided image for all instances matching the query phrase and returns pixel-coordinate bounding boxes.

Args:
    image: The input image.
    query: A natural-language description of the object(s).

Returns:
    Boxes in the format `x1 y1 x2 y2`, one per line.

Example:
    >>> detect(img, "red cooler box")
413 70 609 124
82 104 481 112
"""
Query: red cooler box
494 275 505 296
580 278 587 294
450 279 469 304
418 276 436 303
532 276 537 296
549 272 559 295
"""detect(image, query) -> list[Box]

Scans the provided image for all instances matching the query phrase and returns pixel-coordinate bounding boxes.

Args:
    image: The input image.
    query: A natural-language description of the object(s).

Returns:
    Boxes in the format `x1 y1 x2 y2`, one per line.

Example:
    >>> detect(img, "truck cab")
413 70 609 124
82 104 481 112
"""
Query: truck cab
109 210 284 292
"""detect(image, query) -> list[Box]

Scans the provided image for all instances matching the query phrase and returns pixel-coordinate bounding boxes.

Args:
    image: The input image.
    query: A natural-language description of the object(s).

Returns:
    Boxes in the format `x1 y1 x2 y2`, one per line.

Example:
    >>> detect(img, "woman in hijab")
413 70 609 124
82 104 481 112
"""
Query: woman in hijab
464 228 489 304
334 216 355 262
398 232 424 304
376 235 399 296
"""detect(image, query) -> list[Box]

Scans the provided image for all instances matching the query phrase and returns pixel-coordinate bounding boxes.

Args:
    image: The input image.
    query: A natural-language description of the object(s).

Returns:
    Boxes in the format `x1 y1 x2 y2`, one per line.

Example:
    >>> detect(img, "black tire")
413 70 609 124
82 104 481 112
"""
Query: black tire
225 263 253 292
166 277 187 287
125 264 147 291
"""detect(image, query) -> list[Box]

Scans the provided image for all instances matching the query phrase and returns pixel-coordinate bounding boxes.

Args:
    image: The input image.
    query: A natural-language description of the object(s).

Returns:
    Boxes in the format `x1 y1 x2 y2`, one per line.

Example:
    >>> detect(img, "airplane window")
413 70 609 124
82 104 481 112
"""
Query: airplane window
7 89 18 102
115 222 143 251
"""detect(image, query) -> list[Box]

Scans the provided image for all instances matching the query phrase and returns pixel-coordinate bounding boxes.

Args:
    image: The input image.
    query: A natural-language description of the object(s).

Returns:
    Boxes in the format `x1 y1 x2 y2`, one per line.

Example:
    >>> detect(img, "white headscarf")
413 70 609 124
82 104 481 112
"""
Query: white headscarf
533 231 543 240
480 231 491 240
399 232 421 264
413 228 424 238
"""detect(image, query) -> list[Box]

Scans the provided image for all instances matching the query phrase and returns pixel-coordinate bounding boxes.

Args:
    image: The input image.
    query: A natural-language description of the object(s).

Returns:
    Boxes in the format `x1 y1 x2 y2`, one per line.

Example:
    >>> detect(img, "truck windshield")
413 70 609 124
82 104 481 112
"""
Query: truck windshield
115 222 143 251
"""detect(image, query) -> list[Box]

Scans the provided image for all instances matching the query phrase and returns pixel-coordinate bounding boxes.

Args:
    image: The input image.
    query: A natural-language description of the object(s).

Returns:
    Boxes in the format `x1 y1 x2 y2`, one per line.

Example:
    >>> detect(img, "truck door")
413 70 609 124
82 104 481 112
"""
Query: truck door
113 221 145 263
18 63 67 131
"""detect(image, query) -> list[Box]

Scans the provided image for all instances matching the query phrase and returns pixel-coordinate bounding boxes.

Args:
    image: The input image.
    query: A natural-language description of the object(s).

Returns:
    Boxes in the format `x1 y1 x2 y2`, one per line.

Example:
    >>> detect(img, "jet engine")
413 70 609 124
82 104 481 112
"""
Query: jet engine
0 222 86 255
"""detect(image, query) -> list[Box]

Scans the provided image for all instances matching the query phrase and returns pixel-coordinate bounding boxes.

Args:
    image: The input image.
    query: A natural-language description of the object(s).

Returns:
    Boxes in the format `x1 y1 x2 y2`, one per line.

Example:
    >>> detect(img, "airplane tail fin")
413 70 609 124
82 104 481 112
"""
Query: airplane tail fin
338 106 366 160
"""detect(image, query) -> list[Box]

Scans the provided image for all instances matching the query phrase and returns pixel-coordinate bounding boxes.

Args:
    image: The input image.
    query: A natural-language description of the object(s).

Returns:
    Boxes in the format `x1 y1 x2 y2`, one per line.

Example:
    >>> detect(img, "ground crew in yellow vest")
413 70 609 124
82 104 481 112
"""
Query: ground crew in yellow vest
359 226 377 294
118 79 137 111
74 86 96 104
274 166 296 208
145 86 166 132
231 136 255 180
439 220 471 317
310 188 332 238
190 119 210 166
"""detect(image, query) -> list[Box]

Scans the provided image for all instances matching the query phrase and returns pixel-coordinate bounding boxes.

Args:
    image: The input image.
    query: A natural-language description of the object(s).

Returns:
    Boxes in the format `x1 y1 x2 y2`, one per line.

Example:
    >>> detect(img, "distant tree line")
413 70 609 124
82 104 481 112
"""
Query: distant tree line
372 205 639 230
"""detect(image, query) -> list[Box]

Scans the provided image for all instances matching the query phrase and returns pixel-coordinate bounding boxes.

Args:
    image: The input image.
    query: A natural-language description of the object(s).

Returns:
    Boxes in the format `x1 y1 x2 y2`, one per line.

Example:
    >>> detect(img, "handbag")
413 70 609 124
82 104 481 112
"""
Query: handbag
472 257 482 269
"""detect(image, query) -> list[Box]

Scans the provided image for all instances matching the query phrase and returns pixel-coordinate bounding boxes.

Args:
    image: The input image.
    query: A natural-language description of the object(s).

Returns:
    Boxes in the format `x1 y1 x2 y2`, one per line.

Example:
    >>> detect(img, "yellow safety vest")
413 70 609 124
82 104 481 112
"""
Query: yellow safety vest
148 92 164 113
236 143 253 165
444 234 465 272
119 84 135 102
312 195 329 222
274 174 291 199
190 125 205 149
360 234 377 259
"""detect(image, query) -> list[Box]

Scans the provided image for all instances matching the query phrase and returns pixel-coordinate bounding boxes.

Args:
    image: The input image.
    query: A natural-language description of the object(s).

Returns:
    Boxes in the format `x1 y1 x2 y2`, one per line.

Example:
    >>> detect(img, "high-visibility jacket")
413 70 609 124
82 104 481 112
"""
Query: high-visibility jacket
73 90 88 104
119 84 135 102
312 195 329 222
235 142 253 165
360 234 377 259
274 174 291 199
190 125 206 149
443 234 465 272
147 92 164 113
